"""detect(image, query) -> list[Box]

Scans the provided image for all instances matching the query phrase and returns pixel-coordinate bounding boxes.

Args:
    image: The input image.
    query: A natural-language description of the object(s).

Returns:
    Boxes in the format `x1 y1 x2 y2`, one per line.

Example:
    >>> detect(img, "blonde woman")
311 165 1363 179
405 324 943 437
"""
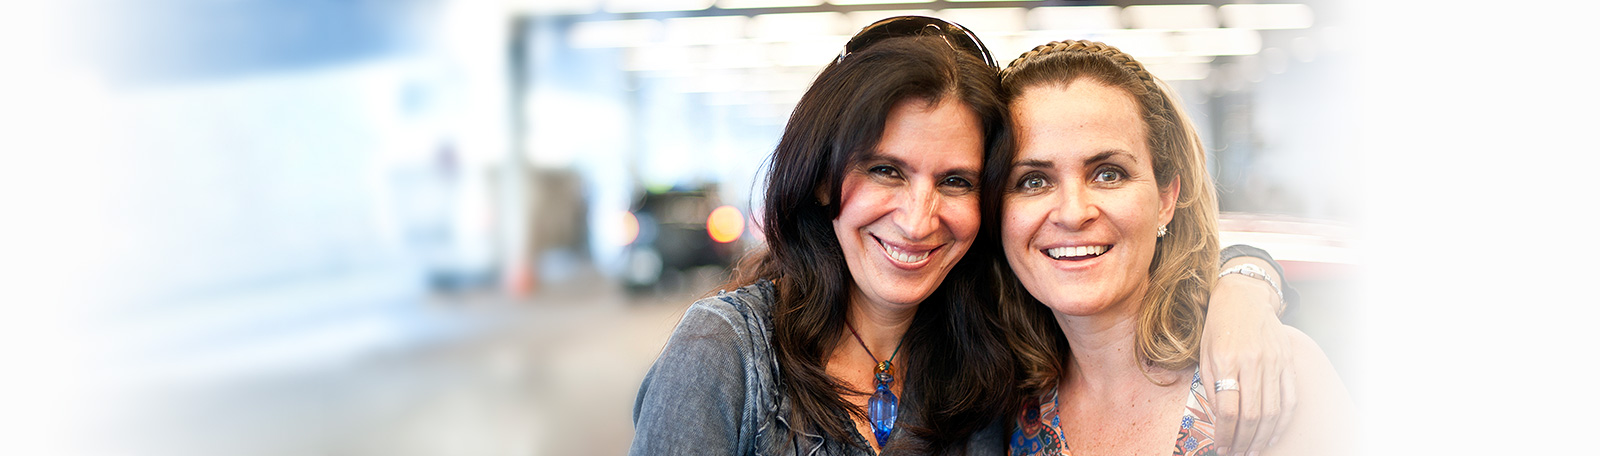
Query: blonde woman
990 40 1354 456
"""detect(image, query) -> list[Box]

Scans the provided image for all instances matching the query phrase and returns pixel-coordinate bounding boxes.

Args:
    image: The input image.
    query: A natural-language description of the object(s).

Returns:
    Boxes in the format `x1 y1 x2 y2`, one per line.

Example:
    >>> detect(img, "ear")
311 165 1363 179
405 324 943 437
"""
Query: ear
1158 176 1180 228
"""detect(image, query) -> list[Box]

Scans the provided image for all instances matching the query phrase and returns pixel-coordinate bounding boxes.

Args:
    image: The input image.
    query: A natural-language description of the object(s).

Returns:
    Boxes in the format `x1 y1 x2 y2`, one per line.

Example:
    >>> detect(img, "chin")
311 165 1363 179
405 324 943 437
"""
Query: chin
1034 291 1111 316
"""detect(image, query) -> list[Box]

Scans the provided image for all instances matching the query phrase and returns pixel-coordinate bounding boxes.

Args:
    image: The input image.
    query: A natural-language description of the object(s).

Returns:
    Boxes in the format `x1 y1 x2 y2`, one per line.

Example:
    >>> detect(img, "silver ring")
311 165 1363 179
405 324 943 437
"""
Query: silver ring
1214 379 1240 393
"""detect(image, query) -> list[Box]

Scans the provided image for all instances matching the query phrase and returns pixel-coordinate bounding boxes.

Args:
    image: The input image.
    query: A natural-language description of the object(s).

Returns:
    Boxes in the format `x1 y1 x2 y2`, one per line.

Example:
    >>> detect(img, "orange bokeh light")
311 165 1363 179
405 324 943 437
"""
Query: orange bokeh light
706 205 744 243
620 210 639 246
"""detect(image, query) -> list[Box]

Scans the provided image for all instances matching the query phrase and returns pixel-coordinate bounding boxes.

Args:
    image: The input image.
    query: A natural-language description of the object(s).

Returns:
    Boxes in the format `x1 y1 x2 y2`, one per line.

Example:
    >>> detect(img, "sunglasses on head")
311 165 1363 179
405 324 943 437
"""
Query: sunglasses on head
835 15 998 69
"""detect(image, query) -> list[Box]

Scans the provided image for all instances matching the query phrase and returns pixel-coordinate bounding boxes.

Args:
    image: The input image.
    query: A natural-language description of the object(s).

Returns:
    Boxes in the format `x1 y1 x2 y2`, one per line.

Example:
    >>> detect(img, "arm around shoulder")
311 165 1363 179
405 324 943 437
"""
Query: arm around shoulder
1264 327 1357 456
630 298 758 455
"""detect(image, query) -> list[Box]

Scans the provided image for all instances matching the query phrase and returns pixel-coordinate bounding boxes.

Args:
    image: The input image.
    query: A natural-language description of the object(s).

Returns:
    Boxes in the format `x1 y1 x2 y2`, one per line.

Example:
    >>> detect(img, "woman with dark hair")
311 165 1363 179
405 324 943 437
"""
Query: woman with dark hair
631 18 1296 455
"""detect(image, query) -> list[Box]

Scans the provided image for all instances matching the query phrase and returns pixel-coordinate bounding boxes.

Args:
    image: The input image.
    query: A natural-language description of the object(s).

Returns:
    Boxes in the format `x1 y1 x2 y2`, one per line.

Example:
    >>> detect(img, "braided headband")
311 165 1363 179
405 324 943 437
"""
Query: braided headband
999 39 1156 85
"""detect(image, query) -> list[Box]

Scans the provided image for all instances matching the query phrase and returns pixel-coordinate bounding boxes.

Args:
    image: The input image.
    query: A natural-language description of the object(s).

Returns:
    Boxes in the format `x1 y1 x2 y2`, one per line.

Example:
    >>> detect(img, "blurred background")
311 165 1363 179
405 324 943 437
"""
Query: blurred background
1 0 1592 455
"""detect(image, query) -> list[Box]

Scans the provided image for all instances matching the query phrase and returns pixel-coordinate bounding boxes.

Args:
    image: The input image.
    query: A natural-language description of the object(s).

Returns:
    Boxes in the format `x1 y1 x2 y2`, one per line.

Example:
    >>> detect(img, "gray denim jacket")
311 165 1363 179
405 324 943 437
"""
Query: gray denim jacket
629 280 1004 455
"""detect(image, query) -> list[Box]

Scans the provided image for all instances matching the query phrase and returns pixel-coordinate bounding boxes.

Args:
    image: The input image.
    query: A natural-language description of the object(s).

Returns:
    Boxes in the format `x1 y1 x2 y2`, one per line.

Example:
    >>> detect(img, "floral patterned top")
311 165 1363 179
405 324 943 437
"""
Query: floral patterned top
1009 371 1218 456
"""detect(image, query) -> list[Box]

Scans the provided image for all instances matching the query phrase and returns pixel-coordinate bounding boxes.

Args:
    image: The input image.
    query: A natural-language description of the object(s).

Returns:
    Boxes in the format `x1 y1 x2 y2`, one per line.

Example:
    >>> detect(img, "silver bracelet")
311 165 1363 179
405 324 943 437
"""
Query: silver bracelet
1217 263 1284 308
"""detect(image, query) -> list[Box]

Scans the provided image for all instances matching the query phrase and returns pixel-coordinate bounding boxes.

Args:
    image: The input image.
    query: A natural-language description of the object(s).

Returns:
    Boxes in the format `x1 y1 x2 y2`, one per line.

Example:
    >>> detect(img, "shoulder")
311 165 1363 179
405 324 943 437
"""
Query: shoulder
676 280 777 341
1265 326 1356 456
1275 326 1349 407
630 280 784 454
1281 326 1338 380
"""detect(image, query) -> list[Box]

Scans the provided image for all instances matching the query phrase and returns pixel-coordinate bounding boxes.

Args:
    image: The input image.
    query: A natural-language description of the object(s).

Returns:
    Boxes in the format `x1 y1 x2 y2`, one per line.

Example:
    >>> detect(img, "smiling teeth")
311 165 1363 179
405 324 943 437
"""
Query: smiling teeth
886 245 931 263
1046 245 1107 259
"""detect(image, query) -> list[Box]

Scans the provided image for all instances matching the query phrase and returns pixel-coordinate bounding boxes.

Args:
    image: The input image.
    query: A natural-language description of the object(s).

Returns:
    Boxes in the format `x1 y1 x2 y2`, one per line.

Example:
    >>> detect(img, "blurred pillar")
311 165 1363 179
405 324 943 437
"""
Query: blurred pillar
501 15 536 297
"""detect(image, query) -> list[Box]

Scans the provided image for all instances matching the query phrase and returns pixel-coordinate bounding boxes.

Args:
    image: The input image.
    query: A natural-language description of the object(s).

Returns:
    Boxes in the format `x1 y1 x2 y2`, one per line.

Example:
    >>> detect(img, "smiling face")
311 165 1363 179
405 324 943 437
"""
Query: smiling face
834 97 984 312
1001 79 1178 318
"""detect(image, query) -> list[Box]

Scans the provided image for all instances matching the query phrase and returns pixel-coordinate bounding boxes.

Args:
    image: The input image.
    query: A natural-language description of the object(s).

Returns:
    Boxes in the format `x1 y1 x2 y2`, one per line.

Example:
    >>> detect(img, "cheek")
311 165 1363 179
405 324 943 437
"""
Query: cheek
833 177 877 223
1111 188 1165 232
945 198 981 244
999 199 1036 250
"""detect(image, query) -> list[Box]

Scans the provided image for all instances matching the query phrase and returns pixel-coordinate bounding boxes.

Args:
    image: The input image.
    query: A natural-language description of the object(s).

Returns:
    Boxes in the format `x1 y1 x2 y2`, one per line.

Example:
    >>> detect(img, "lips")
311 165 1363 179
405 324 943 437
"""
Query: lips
874 235 937 266
1044 244 1110 261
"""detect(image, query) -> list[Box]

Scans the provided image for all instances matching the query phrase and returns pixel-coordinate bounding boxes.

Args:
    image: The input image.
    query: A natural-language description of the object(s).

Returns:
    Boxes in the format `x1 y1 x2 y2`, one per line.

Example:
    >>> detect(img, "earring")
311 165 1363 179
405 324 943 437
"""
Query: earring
1157 225 1168 237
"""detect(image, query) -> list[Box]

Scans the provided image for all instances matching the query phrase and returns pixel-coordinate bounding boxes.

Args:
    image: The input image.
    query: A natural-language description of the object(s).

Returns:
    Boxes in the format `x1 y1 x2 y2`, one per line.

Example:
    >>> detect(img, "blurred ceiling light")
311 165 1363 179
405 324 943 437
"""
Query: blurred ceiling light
830 0 933 5
1144 63 1208 81
514 0 600 15
750 12 849 42
570 19 662 48
626 44 695 71
1086 29 1173 58
664 15 749 45
719 0 824 8
772 38 848 65
674 71 750 93
1171 28 1261 56
606 0 715 13
1028 6 1122 31
704 42 774 69
845 9 939 30
1141 56 1214 81
671 70 818 94
629 43 775 72
1219 4 1313 30
937 7 1026 36
1123 4 1217 30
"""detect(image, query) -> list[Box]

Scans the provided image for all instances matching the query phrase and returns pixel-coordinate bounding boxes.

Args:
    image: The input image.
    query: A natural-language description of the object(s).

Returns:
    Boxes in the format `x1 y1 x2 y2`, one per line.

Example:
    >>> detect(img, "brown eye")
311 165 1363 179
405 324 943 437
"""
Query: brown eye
1092 167 1125 183
941 175 973 189
1014 173 1049 192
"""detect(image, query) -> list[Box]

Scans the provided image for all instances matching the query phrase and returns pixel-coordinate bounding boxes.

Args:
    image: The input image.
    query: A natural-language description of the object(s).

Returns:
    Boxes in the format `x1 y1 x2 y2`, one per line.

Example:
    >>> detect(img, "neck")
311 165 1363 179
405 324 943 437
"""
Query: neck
844 294 919 362
1054 294 1160 393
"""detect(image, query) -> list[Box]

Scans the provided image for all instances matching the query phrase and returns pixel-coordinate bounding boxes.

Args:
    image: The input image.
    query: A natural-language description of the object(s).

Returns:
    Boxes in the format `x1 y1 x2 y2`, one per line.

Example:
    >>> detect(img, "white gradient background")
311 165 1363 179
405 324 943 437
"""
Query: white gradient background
0 1 1595 454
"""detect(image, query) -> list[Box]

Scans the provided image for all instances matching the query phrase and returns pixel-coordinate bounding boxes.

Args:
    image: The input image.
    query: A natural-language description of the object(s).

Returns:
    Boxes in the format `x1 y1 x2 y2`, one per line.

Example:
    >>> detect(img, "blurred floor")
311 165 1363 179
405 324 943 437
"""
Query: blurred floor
78 268 1355 456
85 270 717 456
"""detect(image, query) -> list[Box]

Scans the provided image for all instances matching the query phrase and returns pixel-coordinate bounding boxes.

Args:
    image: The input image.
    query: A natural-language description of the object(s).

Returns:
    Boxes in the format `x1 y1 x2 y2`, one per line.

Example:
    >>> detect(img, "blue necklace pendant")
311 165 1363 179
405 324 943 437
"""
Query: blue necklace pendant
845 324 904 449
867 371 897 447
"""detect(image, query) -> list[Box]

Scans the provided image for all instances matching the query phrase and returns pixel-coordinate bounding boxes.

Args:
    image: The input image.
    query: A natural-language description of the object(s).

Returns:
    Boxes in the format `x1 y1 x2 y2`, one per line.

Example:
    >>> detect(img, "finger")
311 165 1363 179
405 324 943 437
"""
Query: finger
1199 362 1222 450
1231 368 1261 456
1248 361 1282 456
1211 370 1239 455
1272 364 1299 447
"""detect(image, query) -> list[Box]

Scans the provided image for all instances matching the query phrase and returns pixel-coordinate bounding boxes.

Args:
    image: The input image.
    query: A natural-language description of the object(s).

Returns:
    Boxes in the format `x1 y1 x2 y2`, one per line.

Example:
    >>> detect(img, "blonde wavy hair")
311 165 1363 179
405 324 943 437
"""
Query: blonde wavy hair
991 40 1220 393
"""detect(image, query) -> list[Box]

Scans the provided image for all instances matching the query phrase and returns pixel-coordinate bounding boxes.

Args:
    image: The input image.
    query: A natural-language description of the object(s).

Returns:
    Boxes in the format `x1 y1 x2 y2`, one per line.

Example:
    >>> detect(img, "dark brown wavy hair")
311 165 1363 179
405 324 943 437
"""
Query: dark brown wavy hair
725 34 1017 453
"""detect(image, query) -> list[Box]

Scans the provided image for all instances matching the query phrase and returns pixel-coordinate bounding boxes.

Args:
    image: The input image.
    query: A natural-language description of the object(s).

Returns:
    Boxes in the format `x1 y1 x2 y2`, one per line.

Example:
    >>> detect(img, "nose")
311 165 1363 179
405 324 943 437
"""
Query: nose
1049 182 1099 231
893 182 941 240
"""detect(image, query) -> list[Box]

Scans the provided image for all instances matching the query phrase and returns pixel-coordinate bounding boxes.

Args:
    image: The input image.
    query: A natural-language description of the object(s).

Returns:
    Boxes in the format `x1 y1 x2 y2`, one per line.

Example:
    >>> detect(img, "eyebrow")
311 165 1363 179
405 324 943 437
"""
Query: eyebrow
860 152 980 179
1011 150 1137 170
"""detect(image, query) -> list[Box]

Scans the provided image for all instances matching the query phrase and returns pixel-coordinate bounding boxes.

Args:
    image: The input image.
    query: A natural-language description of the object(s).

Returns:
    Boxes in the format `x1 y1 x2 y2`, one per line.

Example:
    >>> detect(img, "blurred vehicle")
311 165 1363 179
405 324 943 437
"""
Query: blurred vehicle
621 186 746 293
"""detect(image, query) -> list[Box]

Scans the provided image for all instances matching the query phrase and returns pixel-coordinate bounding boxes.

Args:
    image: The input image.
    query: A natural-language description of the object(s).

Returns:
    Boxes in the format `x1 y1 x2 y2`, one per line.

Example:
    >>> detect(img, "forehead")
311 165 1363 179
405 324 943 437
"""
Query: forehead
873 97 985 166
1011 80 1146 160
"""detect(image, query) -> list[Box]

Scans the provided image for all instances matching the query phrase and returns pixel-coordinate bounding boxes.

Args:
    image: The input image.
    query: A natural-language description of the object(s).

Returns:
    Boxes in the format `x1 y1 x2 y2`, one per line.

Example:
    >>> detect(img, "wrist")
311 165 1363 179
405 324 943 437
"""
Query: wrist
1217 263 1285 316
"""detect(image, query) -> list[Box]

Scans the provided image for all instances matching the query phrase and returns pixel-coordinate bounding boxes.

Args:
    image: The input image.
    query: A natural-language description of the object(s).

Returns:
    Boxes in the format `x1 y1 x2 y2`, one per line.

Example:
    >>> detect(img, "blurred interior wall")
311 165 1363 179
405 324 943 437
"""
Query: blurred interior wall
0 2 518 452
